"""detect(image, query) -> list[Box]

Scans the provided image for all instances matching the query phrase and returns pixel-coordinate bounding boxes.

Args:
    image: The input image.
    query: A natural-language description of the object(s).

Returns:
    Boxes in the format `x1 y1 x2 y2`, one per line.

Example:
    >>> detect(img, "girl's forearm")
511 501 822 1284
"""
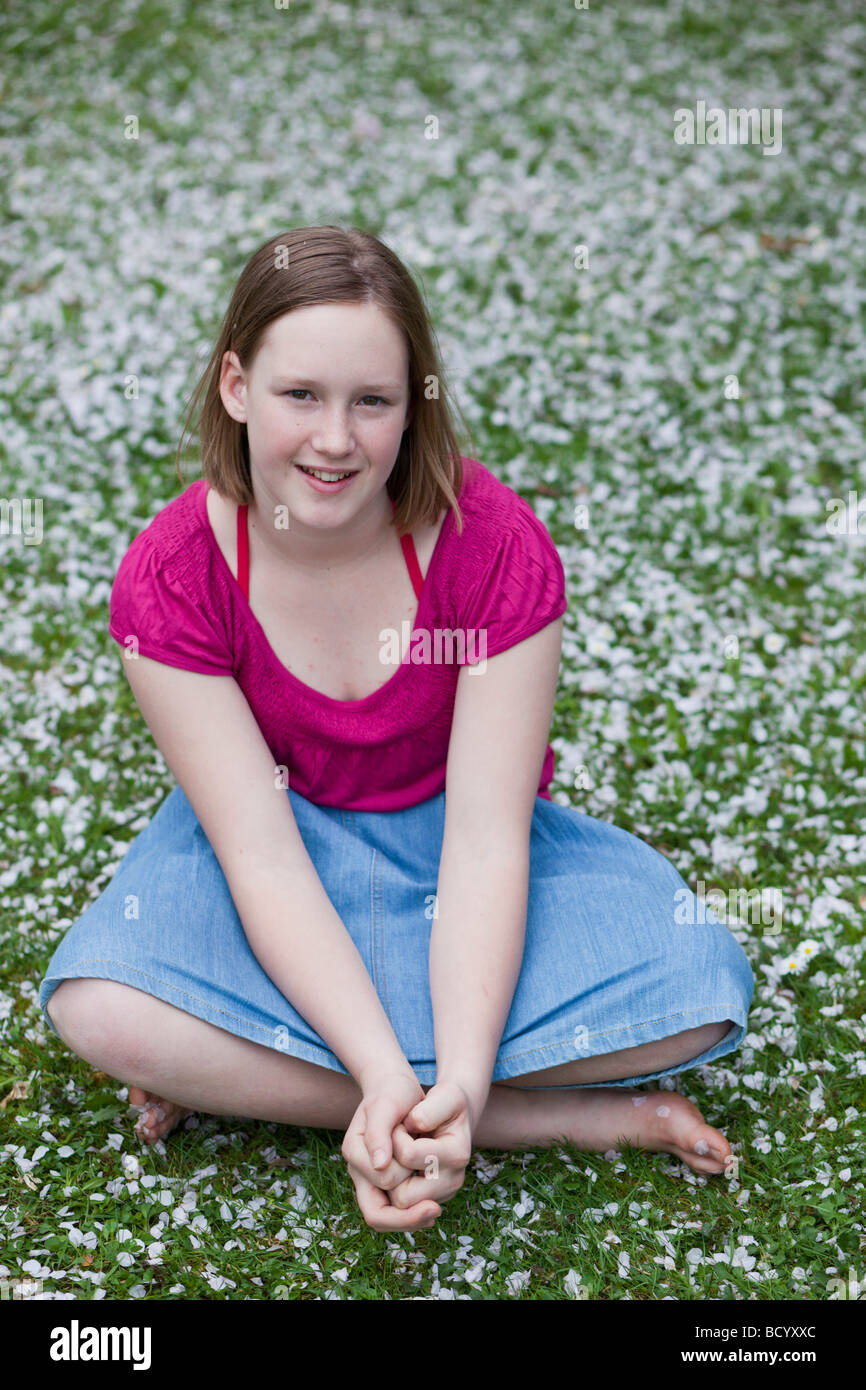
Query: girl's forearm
225 852 413 1092
429 838 530 1118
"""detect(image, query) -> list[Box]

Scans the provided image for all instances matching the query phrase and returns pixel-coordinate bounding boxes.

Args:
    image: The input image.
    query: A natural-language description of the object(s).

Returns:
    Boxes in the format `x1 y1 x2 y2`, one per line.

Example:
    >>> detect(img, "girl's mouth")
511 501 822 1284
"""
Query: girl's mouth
295 464 359 493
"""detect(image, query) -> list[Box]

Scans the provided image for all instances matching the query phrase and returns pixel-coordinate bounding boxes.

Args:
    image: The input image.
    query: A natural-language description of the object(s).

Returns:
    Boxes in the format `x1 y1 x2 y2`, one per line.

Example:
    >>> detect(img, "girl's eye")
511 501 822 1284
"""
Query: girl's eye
282 390 388 406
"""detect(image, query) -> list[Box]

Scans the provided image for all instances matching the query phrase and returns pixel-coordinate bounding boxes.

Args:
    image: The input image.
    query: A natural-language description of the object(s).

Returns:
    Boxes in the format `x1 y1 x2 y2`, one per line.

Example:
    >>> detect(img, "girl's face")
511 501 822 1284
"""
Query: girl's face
219 301 412 529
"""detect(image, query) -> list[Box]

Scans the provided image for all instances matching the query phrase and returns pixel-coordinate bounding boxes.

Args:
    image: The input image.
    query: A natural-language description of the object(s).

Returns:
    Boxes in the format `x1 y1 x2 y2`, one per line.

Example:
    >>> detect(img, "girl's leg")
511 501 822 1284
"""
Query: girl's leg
47 977 368 1130
46 978 733 1173
495 1018 736 1087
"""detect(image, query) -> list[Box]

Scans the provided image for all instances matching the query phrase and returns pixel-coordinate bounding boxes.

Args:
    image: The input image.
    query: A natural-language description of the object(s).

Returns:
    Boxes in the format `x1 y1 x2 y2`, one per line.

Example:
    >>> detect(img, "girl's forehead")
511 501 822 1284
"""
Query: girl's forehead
257 305 410 371
266 301 398 336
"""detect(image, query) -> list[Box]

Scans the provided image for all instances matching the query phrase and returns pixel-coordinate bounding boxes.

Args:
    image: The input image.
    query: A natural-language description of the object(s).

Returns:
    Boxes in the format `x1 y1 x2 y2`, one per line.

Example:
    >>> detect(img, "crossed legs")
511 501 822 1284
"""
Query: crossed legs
45 978 737 1173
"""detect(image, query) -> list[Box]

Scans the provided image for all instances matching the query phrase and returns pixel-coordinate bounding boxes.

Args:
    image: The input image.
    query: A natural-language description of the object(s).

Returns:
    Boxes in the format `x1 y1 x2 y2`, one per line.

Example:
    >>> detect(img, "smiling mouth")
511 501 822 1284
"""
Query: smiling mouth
295 465 358 481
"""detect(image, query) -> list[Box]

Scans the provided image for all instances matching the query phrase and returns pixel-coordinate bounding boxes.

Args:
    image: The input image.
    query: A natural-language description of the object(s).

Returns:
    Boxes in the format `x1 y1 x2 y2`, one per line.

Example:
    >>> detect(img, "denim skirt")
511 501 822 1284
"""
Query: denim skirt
38 784 755 1089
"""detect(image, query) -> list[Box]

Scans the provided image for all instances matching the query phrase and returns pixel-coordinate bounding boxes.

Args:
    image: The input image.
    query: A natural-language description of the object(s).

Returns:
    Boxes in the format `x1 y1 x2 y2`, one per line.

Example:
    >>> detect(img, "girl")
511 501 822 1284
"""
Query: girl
39 225 754 1234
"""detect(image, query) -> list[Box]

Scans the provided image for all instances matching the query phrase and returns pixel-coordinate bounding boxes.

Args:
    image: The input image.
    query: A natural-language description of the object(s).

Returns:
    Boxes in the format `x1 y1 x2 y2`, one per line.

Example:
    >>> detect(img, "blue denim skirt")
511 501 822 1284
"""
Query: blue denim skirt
38 784 755 1089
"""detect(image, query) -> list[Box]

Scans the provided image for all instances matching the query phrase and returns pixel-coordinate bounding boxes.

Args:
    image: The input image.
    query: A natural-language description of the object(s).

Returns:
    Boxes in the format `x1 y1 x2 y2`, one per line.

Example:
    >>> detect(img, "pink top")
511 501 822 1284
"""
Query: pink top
108 456 568 811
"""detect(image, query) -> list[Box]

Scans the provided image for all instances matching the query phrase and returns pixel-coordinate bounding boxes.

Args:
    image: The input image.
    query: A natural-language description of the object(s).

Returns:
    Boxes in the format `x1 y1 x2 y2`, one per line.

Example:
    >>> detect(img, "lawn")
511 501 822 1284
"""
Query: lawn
1 0 864 1300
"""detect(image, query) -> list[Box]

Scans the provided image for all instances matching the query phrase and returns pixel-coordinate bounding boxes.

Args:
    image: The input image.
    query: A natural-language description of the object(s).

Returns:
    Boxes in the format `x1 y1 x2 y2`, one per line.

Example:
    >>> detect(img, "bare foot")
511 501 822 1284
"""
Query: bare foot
128 1085 194 1145
496 1085 736 1176
610 1088 734 1174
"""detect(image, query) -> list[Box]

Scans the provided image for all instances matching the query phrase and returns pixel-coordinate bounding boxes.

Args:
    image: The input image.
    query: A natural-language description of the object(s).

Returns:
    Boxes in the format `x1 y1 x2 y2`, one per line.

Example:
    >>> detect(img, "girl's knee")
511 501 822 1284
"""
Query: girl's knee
46 978 151 1065
689 1017 736 1055
45 977 99 1041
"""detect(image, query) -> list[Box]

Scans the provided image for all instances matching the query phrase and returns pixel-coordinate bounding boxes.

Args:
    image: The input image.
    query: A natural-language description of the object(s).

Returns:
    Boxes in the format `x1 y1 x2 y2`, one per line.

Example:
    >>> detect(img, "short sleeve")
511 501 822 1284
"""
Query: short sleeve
459 496 567 660
108 533 234 676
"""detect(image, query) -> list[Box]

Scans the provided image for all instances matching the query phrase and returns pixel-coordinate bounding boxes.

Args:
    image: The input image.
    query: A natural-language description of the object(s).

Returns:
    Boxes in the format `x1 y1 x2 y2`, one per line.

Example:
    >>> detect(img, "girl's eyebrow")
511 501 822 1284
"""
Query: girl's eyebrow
269 375 403 392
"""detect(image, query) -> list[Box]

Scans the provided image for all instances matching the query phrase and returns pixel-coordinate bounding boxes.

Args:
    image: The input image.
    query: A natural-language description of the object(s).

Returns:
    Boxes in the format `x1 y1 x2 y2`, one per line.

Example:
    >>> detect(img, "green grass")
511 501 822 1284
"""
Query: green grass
1 0 864 1300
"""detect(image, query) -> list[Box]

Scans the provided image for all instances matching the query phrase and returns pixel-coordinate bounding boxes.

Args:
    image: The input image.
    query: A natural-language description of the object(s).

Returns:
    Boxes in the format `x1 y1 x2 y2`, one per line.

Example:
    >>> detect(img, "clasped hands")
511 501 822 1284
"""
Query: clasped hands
342 1071 480 1232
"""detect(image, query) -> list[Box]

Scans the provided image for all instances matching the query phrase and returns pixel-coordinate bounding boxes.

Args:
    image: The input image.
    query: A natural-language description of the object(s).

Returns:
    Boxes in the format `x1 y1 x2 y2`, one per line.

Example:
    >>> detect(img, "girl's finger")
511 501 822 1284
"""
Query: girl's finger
407 1083 464 1134
386 1169 454 1212
362 1094 416 1170
344 1134 415 1190
390 1123 433 1167
391 1127 459 1172
349 1166 441 1233
342 1111 414 1190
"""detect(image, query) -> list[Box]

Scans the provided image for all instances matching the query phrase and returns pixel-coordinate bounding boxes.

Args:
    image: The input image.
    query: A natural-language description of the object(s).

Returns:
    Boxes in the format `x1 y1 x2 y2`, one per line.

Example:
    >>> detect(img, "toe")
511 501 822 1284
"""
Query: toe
657 1096 732 1172
678 1120 731 1174
132 1096 177 1142
695 1123 730 1164
138 1100 193 1143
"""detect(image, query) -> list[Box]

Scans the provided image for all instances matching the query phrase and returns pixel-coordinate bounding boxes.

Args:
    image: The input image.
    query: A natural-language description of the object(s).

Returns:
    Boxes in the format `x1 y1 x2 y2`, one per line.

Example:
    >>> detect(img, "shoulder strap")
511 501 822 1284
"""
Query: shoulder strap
236 503 249 600
390 495 424 600
399 532 424 600
235 497 420 603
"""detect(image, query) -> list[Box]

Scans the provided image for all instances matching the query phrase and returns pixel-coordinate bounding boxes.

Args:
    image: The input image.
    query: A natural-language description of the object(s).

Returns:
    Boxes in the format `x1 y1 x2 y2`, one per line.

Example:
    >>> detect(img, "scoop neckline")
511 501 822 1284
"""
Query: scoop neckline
198 479 454 708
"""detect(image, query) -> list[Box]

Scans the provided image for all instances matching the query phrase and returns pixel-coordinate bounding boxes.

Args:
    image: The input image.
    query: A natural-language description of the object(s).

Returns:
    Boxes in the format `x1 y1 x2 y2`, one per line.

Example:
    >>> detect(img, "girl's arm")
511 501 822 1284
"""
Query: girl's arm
429 839 530 1128
120 653 416 1093
429 616 564 1124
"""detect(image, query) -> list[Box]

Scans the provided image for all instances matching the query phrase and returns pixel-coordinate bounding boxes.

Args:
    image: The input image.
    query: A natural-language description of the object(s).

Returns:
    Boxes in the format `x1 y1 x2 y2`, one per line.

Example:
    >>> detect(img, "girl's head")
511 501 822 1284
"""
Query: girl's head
176 225 474 535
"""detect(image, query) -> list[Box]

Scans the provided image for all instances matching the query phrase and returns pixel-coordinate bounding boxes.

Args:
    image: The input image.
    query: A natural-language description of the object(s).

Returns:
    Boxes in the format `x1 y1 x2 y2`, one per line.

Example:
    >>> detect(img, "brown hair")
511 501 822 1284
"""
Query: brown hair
174 224 477 536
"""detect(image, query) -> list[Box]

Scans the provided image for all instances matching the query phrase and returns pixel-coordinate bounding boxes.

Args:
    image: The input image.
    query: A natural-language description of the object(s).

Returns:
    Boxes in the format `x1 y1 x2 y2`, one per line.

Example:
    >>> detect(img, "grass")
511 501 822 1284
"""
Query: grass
1 0 865 1300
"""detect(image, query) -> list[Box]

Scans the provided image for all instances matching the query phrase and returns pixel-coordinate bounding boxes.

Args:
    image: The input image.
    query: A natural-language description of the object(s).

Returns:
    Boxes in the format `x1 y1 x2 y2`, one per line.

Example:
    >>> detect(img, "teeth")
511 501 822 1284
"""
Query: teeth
299 466 354 481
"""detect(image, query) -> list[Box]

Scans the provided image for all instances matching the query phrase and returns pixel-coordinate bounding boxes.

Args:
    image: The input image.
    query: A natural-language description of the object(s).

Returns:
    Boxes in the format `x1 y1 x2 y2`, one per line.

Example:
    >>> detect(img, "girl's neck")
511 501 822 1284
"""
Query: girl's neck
246 485 395 581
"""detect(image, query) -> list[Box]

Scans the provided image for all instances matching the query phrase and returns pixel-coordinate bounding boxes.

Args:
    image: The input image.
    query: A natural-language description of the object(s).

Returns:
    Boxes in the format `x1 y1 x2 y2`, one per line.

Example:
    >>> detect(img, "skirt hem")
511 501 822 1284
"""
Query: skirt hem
39 961 352 1079
40 963 747 1091
492 1009 747 1088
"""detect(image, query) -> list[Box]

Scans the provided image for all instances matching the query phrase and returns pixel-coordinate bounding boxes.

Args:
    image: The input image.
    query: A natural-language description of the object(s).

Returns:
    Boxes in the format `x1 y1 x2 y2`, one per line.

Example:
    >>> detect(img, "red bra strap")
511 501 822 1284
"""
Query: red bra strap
390 495 424 601
235 497 420 604
399 532 424 601
237 503 249 600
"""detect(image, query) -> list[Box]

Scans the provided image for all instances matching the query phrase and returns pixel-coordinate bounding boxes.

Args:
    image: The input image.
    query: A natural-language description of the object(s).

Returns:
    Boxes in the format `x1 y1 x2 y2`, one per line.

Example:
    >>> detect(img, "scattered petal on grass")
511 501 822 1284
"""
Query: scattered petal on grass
1 0 864 1307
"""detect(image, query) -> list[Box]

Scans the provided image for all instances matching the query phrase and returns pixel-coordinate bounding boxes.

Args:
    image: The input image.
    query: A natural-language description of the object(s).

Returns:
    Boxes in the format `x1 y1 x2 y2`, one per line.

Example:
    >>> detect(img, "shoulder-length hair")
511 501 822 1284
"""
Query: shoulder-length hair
175 224 476 536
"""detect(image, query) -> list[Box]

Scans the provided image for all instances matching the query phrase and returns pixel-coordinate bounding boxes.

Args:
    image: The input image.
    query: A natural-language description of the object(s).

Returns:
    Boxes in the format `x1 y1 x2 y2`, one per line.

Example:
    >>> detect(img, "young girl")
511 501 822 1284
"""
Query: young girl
39 225 754 1234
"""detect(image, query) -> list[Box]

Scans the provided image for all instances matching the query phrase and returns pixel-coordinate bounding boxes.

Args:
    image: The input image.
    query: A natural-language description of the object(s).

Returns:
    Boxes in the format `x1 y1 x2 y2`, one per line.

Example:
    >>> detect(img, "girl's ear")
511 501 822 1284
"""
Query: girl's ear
219 352 248 423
